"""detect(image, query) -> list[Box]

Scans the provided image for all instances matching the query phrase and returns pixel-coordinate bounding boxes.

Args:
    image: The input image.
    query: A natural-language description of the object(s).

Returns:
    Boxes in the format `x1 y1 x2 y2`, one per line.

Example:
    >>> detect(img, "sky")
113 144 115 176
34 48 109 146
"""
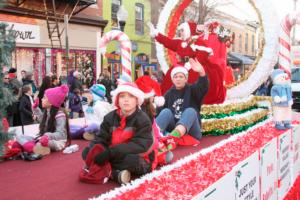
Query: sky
204 0 300 40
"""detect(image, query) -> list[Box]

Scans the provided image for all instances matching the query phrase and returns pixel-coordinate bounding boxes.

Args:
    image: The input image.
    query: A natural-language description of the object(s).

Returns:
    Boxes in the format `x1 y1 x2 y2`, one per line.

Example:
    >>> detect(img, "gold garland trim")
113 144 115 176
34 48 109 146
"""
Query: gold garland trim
202 109 269 132
201 96 271 115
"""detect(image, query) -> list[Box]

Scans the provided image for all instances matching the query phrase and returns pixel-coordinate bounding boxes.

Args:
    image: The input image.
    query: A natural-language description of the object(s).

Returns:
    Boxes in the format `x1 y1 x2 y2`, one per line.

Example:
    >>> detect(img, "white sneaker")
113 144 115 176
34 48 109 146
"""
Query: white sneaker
63 144 79 154
83 132 95 141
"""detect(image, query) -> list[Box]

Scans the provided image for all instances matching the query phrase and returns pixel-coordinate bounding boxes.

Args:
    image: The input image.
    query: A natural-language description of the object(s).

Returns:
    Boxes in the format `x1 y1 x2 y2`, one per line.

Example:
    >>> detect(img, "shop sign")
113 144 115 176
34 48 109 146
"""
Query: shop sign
234 151 260 200
278 130 292 199
105 53 121 63
260 138 278 200
143 64 157 72
1 21 40 44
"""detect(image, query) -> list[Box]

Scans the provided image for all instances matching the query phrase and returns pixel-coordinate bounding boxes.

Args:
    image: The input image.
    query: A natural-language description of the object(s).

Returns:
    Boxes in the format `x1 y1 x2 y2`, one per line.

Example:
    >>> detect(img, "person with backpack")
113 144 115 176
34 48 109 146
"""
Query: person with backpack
80 82 155 184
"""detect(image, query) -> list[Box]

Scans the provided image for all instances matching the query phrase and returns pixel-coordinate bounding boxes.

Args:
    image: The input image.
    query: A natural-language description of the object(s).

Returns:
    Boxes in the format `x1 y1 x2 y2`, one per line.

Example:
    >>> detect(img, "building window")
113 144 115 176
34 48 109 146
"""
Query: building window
239 34 242 52
251 34 255 54
135 3 144 35
245 33 248 53
111 0 121 28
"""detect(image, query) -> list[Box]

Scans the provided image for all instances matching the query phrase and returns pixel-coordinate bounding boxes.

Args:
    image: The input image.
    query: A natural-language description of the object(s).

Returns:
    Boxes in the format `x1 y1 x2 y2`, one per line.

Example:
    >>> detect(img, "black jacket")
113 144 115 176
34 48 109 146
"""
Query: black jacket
19 94 34 125
94 109 154 160
161 75 209 123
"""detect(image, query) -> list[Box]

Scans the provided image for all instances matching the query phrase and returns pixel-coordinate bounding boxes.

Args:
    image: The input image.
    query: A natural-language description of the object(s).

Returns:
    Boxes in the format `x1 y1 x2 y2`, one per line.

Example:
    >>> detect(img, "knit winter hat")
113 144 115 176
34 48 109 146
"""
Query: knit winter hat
271 69 286 81
8 68 17 73
44 85 69 108
171 66 189 79
112 82 145 107
90 84 106 99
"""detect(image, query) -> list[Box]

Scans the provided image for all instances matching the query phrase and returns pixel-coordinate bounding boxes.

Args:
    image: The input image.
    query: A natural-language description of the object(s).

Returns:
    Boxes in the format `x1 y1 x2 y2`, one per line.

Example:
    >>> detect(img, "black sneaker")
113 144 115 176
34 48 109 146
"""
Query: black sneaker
112 170 131 184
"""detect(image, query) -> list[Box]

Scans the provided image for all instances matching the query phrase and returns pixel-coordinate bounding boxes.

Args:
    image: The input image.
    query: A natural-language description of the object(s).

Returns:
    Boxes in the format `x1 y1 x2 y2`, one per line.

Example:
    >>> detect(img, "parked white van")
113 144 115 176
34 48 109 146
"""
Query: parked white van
291 67 300 109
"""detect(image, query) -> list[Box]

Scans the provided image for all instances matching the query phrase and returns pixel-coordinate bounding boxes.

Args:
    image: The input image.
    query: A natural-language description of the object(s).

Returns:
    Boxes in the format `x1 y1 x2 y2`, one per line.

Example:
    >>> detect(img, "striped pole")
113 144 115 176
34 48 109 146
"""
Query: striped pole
99 30 132 81
278 12 300 78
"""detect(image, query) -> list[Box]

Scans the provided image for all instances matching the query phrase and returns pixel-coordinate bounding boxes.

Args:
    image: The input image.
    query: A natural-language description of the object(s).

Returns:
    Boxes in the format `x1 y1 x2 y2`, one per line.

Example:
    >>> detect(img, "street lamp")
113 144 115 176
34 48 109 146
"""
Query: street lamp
117 5 128 32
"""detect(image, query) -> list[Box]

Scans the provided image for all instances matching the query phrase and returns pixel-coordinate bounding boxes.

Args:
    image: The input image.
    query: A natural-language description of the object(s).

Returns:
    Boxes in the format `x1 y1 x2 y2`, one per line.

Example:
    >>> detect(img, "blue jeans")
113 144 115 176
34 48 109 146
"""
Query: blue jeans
156 108 202 140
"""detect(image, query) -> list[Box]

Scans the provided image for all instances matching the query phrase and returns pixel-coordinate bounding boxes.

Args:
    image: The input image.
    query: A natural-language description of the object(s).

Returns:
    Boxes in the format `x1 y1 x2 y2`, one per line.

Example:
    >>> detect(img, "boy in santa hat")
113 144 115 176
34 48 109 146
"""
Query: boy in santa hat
156 58 208 150
81 82 155 184
148 21 226 104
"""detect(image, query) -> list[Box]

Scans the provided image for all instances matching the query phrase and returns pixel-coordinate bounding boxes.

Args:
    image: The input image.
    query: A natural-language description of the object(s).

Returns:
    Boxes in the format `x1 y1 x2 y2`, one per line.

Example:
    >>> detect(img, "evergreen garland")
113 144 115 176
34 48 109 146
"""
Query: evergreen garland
0 21 16 157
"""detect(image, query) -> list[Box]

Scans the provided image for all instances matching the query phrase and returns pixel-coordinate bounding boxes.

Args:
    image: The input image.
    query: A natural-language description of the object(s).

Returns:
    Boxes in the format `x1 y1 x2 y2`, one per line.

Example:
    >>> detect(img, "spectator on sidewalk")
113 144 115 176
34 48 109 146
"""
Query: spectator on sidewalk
19 84 36 125
38 75 52 110
22 72 37 94
69 88 83 119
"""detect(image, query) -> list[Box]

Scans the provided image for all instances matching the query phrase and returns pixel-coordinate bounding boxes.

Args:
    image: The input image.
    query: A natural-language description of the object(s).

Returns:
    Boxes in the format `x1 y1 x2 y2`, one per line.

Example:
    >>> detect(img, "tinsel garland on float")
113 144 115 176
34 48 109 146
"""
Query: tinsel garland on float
200 96 271 135
94 120 300 200
201 95 271 116
202 108 269 134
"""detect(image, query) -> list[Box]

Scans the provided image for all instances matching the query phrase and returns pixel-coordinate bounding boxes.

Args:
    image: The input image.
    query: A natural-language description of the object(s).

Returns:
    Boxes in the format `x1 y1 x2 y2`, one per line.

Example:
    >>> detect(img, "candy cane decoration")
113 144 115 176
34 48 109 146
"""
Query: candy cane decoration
99 30 132 81
278 12 300 78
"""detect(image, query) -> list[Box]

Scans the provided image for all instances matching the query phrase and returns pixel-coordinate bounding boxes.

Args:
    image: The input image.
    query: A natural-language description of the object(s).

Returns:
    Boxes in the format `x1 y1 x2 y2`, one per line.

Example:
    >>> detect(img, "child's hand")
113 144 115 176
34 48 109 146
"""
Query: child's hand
39 135 49 147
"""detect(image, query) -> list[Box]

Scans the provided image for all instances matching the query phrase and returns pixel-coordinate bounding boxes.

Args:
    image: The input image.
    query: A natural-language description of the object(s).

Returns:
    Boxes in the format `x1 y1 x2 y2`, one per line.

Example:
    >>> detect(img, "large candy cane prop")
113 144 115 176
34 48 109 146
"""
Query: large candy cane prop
278 12 300 77
99 30 132 81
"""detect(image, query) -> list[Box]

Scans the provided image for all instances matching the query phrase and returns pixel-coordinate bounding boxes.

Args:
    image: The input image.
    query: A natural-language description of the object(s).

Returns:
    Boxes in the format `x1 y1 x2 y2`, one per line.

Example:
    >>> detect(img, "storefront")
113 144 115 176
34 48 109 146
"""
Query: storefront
1 12 107 87
106 52 121 82
134 53 150 79
51 49 96 87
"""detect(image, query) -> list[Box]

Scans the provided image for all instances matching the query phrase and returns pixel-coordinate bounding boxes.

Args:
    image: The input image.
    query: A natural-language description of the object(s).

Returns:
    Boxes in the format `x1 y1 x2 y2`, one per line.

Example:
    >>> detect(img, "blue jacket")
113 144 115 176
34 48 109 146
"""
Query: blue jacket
270 84 292 107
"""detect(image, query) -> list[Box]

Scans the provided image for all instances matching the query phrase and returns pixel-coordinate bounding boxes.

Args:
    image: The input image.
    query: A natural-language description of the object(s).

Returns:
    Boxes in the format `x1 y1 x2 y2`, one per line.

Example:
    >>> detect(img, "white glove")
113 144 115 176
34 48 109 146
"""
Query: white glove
288 100 293 106
274 96 281 103
147 22 158 38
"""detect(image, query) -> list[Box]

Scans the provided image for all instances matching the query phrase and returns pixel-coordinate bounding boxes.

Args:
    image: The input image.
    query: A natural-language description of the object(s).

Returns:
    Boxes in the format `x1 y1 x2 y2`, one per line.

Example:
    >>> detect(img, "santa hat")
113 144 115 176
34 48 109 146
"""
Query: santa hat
171 66 189 79
135 76 165 107
271 69 287 82
44 85 69 108
90 84 106 100
112 82 145 107
178 21 197 40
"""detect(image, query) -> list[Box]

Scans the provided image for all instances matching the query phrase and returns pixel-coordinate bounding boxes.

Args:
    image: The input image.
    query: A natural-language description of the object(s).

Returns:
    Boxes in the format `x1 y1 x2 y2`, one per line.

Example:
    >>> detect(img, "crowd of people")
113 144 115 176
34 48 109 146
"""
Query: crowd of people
2 57 210 185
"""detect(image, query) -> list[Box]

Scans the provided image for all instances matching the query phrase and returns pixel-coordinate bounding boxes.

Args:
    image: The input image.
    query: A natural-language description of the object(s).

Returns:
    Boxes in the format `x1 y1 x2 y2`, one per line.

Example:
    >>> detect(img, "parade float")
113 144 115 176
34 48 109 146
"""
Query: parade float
93 0 300 199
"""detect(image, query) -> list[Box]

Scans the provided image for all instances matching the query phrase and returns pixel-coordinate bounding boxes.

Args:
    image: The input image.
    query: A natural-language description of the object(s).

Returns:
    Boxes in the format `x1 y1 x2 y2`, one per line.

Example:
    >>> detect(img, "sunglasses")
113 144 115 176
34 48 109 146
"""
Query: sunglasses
4 78 9 80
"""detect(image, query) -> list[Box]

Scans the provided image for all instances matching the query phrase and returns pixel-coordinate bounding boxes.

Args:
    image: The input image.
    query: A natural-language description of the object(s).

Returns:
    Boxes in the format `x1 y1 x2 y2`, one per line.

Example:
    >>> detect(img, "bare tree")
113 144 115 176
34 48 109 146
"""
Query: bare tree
184 0 232 24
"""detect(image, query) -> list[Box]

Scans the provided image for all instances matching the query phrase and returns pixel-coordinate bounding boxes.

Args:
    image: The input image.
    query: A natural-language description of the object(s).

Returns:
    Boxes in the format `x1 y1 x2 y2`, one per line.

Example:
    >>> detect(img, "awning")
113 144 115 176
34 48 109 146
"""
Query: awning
227 53 242 65
228 52 254 65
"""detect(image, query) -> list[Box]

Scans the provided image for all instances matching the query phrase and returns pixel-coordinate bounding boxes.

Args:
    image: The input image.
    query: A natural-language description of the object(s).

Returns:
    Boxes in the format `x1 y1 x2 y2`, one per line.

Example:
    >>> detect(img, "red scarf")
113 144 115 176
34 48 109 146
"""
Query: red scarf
111 109 134 146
